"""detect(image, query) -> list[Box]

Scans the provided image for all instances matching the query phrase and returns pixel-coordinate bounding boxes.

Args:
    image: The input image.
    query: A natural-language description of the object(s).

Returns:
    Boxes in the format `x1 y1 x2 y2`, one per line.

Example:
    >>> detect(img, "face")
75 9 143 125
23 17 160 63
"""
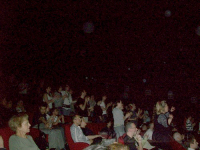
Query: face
74 116 81 125
53 109 59 116
102 96 107 101
164 104 169 113
58 86 62 92
129 123 137 135
65 85 70 91
191 139 198 149
46 87 51 93
80 118 87 128
40 106 47 114
132 104 136 110
117 101 124 110
82 90 87 97
17 119 31 134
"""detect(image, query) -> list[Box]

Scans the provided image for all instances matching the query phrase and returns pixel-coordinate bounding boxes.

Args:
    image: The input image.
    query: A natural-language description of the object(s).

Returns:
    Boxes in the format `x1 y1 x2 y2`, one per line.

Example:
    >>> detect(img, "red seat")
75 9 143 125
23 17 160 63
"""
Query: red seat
86 123 106 135
64 124 89 150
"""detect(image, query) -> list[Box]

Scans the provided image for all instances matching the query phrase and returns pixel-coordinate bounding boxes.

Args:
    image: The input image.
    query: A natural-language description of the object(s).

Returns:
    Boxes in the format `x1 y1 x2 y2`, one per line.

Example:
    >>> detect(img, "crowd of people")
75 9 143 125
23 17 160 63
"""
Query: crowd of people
0 77 199 150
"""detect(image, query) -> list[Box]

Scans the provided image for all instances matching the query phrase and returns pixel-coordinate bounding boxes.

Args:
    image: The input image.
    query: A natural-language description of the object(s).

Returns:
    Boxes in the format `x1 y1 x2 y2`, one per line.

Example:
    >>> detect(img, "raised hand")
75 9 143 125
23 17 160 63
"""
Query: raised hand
170 106 175 112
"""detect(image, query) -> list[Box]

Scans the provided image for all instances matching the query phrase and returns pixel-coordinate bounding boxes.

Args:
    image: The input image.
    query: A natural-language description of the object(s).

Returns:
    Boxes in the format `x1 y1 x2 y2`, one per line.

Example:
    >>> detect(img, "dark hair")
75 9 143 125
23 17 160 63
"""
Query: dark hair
113 99 122 108
39 102 47 108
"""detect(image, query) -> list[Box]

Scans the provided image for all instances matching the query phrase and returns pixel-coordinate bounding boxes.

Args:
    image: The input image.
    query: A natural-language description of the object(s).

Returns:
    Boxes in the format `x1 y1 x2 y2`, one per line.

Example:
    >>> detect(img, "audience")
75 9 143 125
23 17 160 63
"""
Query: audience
8 113 39 150
0 77 199 150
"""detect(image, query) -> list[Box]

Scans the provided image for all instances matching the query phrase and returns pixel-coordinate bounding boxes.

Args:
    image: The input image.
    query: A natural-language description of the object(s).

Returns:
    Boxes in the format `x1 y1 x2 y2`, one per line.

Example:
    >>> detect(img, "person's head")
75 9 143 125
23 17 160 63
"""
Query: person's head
97 100 102 105
129 103 136 111
156 100 168 115
39 103 47 114
51 108 59 116
102 95 107 101
85 96 90 101
46 86 51 93
9 113 31 134
186 135 198 149
125 122 137 136
65 84 70 91
106 120 113 128
72 115 82 126
149 122 154 130
173 132 183 143
58 86 62 92
142 124 147 131
91 95 95 101
17 100 23 106
108 142 129 150
80 117 87 128
115 100 123 110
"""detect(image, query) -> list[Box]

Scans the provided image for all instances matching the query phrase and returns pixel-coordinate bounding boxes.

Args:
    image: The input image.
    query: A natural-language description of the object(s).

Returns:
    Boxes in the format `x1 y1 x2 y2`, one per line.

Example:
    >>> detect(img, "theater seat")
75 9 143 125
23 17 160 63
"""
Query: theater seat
65 124 89 150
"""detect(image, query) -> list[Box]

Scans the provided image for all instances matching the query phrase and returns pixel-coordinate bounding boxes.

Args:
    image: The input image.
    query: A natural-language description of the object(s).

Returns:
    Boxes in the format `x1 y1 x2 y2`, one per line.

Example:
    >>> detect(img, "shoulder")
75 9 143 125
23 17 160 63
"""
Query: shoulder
9 135 19 144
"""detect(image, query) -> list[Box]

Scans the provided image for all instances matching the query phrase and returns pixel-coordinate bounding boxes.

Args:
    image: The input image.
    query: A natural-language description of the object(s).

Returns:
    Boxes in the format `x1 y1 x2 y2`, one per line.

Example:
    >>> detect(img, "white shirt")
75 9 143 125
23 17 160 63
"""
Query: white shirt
61 91 72 105
188 148 195 150
100 101 106 115
144 129 153 140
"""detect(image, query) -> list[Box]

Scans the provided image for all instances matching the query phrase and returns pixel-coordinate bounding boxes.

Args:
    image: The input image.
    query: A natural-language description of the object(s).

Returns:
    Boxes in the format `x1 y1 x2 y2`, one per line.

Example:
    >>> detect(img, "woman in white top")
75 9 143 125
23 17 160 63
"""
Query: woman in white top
43 86 54 109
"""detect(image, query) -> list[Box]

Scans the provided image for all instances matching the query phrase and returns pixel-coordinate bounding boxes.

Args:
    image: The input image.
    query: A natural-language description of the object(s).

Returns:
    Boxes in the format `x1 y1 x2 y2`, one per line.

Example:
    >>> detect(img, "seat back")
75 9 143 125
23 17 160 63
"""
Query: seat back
0 127 14 150
65 124 74 150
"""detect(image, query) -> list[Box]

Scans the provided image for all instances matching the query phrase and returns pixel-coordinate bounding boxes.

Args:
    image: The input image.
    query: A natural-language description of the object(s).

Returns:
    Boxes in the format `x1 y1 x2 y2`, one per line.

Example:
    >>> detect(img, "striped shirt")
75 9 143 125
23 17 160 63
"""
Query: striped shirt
186 119 193 131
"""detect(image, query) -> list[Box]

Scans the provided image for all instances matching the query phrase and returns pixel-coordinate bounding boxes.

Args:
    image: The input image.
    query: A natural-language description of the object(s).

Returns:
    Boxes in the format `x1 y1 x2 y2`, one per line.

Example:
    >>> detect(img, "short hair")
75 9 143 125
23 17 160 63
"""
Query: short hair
83 145 107 150
125 122 135 132
114 99 122 108
156 100 167 115
39 102 47 108
108 142 129 150
8 113 29 132
173 132 181 141
72 115 80 121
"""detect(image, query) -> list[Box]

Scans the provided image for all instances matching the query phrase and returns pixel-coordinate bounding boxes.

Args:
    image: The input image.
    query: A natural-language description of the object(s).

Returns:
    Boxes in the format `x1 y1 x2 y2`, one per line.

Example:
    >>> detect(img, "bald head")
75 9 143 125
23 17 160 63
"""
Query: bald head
173 132 182 143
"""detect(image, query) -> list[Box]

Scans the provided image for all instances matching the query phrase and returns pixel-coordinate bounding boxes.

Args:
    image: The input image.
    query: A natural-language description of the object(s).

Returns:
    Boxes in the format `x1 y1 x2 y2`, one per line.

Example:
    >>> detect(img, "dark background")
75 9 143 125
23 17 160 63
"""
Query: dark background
0 1 199 106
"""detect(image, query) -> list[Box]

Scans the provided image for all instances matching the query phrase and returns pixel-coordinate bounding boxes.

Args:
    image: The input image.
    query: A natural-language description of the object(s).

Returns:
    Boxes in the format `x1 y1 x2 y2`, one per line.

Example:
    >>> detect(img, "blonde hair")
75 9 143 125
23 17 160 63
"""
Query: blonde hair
156 100 167 115
8 113 29 132
108 143 129 150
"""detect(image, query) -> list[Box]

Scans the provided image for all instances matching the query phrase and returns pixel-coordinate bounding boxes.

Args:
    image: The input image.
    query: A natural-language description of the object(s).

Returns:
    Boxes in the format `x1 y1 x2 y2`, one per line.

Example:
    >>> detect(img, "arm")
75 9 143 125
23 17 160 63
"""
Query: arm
86 135 101 140
135 135 143 150
124 112 131 121
43 94 54 104
0 136 5 149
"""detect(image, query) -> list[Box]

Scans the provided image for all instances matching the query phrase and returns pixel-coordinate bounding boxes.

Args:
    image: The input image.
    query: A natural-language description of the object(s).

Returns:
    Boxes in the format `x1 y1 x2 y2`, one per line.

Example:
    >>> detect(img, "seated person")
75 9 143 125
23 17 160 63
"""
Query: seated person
80 117 102 144
186 135 199 150
185 115 196 132
100 120 116 139
144 122 154 140
48 108 65 143
0 135 6 150
70 115 101 145
32 103 65 150
173 132 187 149
93 100 103 123
16 100 26 113
8 113 39 150
118 122 143 150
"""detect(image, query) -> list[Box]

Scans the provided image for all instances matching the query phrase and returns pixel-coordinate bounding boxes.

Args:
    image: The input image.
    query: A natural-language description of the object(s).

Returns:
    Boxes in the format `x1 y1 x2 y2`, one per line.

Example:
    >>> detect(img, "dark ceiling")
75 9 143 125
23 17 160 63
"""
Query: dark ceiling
0 1 199 94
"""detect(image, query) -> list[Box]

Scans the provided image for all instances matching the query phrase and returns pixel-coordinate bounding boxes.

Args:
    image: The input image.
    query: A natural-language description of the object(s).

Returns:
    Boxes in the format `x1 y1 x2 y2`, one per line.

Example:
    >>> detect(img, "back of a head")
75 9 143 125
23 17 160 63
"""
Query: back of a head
156 100 167 115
